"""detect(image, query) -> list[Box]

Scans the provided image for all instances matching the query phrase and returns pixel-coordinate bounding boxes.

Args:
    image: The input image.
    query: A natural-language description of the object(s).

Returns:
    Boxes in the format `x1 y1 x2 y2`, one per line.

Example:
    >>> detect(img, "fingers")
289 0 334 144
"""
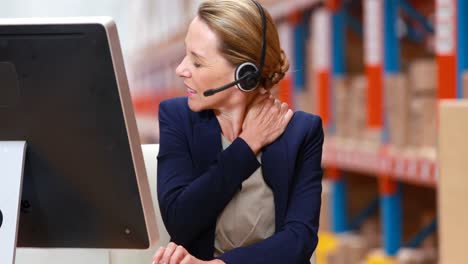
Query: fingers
273 98 281 108
160 242 178 264
280 102 289 115
242 92 294 150
283 108 294 125
258 95 275 117
180 254 193 264
256 96 290 127
169 245 189 264
153 246 166 264
269 98 293 134
152 243 198 264
267 98 282 117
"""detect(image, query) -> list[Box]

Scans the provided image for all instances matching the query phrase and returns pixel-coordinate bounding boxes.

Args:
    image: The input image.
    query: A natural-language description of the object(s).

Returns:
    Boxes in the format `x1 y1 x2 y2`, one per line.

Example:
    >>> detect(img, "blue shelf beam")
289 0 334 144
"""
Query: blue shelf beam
349 197 380 231
331 177 348 233
400 0 435 34
329 2 348 235
332 8 346 77
404 218 437 248
293 12 307 93
384 0 401 74
381 0 403 256
381 185 402 255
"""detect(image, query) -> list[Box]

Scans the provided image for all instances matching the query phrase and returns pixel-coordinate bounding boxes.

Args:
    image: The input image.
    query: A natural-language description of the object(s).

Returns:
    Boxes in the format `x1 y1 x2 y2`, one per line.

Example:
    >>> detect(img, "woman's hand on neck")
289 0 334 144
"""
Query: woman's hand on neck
214 88 260 142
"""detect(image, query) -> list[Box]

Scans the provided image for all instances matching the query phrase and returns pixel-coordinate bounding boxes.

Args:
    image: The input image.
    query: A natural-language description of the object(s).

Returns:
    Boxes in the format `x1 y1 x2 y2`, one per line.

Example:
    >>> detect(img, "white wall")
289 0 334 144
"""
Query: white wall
0 0 200 59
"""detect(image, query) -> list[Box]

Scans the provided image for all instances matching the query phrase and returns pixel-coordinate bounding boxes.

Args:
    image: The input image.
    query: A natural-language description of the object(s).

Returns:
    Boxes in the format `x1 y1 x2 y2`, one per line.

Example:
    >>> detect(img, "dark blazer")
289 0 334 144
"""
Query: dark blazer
157 97 323 264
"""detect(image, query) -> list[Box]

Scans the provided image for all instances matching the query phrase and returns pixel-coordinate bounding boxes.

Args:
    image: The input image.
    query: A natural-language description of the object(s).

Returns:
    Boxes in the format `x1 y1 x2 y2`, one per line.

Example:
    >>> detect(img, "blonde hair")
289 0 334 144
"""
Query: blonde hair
198 0 289 88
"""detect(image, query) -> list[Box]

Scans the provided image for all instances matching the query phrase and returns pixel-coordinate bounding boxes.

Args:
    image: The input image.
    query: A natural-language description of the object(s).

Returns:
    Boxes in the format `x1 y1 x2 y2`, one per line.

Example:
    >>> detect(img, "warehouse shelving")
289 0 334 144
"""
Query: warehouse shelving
130 0 468 262
322 138 438 188
313 0 465 262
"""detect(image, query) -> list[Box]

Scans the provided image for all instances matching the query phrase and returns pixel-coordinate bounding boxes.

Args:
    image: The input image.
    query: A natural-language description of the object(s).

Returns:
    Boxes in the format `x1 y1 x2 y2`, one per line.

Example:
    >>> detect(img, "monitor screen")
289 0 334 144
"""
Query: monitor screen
0 17 158 249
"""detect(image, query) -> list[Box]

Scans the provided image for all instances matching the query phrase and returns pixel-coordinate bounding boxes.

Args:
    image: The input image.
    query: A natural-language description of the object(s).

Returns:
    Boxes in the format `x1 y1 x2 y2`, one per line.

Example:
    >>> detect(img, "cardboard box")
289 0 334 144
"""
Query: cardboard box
408 60 436 93
349 75 366 141
319 180 331 232
305 38 316 113
296 89 314 114
327 233 368 264
408 97 436 149
343 235 368 264
438 100 468 264
334 77 350 138
360 218 381 249
363 128 382 146
385 74 409 148
397 248 437 264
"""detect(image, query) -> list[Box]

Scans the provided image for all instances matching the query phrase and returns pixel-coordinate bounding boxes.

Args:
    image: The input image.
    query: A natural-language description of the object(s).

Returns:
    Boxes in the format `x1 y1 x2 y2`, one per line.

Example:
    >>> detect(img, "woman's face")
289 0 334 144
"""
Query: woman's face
176 16 238 112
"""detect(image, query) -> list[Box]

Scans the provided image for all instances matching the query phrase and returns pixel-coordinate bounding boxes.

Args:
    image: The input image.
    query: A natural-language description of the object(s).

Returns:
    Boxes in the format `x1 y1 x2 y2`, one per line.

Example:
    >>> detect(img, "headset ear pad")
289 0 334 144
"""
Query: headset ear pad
235 62 260 92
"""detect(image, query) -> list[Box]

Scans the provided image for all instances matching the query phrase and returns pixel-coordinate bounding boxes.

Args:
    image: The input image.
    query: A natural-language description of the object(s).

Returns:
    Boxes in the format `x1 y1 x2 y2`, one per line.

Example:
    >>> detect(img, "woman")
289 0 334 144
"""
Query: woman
153 0 323 263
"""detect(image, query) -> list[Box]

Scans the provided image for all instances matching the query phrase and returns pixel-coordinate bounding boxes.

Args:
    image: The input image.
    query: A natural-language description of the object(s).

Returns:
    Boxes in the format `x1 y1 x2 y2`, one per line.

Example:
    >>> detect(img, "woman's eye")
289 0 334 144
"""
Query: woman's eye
193 62 201 68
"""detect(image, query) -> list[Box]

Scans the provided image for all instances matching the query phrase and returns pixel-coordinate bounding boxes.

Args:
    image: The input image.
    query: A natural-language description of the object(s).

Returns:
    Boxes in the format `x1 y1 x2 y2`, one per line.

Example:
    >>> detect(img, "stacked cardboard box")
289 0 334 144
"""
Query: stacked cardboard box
349 75 367 141
360 218 381 250
408 97 437 149
327 233 369 264
438 100 468 264
319 180 331 232
396 248 437 264
364 248 437 264
408 60 436 92
305 38 316 114
407 60 437 155
385 74 409 149
296 89 314 114
335 77 350 139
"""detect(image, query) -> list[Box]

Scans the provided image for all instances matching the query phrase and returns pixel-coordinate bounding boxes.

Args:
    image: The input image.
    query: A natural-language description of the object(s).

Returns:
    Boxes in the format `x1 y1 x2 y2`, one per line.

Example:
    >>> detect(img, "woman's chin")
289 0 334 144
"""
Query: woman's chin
187 99 206 112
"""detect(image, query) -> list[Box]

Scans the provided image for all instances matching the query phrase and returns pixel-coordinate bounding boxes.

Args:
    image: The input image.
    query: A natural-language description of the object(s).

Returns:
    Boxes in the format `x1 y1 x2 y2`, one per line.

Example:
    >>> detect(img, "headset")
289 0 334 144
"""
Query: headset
203 0 267 97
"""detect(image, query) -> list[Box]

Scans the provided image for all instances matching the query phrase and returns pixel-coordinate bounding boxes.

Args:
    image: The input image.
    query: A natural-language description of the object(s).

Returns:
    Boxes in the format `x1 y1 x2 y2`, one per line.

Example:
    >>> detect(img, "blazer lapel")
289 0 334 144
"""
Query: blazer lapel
261 137 290 229
191 110 222 170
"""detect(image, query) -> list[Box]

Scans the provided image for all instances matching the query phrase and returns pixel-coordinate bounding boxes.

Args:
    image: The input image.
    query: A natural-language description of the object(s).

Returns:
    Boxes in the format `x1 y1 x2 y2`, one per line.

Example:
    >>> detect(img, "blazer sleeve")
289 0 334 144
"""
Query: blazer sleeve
217 115 324 264
157 99 261 246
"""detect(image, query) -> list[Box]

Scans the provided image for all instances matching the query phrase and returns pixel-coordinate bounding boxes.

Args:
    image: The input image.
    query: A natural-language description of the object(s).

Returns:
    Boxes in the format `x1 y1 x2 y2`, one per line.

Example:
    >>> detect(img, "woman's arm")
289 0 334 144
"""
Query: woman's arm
216 115 324 264
157 99 261 246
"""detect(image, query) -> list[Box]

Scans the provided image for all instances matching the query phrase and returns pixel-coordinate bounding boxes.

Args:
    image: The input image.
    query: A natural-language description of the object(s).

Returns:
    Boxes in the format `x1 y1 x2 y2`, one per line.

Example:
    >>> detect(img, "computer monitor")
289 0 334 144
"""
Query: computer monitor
0 17 158 253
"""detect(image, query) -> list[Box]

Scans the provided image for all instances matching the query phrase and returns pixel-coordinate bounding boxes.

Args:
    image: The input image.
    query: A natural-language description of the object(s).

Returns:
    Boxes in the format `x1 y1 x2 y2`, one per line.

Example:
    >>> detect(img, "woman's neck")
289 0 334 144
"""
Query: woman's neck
214 91 258 142
215 107 246 142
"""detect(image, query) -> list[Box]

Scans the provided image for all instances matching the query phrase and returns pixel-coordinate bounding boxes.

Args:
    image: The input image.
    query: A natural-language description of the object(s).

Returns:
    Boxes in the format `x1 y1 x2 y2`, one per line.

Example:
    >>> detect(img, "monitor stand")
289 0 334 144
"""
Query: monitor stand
0 141 27 264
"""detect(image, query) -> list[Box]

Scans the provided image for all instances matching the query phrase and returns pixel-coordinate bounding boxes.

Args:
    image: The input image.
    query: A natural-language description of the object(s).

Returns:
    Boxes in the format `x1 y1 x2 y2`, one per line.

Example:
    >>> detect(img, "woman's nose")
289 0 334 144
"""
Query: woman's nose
175 58 191 78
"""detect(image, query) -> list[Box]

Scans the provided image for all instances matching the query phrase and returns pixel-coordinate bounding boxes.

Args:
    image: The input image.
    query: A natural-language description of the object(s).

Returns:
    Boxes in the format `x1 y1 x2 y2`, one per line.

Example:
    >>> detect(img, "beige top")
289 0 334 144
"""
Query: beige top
214 135 275 257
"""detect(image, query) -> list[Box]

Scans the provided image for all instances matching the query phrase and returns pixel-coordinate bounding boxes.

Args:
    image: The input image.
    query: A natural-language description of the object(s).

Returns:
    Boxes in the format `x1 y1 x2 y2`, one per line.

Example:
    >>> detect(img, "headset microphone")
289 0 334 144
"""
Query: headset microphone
203 73 253 96
203 0 266 97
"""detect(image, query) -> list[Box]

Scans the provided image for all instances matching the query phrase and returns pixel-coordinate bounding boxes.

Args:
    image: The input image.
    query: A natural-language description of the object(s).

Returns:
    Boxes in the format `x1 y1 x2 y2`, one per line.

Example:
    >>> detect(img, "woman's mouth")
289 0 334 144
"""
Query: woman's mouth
185 84 197 97
187 88 197 96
